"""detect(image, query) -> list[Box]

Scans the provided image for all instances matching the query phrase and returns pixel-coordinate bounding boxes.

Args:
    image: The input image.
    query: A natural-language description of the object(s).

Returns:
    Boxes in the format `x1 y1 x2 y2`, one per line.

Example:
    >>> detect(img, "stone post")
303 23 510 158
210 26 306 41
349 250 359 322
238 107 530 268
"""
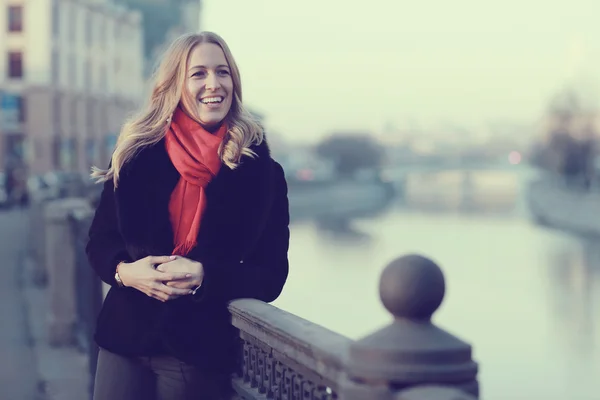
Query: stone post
29 192 56 285
342 254 479 400
44 197 92 346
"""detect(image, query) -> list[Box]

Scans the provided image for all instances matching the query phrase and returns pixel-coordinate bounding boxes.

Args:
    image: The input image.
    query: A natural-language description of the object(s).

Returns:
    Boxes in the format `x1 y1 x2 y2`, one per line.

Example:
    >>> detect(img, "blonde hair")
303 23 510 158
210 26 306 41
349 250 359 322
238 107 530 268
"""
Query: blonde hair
91 31 264 186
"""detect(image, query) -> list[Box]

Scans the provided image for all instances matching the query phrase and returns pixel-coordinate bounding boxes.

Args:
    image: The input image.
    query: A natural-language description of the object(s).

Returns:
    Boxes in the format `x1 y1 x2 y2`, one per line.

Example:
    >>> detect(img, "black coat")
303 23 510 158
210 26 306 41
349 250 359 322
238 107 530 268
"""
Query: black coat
86 136 289 371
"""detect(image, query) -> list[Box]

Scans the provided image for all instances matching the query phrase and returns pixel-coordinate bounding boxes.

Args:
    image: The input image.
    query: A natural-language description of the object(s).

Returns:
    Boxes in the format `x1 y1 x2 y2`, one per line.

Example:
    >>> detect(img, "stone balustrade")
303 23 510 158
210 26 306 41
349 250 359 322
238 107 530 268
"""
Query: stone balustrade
228 255 478 400
229 298 350 398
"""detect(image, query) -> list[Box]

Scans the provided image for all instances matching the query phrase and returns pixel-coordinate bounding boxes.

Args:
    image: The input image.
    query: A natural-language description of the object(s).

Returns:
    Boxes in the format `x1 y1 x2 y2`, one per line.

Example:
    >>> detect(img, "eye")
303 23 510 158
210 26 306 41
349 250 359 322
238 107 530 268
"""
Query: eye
217 69 230 76
191 70 206 78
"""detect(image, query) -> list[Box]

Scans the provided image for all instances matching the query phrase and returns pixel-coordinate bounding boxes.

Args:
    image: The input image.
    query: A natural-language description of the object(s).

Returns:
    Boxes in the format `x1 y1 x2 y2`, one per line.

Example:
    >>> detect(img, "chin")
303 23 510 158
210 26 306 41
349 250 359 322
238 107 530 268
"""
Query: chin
203 115 224 124
199 117 224 129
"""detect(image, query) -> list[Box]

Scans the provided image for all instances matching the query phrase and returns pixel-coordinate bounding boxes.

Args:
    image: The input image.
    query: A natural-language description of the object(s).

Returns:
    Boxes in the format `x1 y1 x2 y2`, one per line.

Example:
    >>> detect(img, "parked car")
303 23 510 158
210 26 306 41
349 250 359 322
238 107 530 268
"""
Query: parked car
27 174 56 201
42 171 87 198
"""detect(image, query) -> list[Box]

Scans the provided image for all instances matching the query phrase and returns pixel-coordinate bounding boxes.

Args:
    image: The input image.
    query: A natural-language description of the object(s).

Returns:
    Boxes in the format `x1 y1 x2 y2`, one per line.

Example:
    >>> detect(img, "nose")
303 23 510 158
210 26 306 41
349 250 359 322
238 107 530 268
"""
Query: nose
205 71 221 91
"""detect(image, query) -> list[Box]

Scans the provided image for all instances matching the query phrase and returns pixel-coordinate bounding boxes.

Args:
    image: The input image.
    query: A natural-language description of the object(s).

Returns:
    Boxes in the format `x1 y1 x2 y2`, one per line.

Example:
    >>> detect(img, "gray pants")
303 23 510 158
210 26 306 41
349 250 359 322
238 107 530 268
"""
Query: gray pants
93 348 233 400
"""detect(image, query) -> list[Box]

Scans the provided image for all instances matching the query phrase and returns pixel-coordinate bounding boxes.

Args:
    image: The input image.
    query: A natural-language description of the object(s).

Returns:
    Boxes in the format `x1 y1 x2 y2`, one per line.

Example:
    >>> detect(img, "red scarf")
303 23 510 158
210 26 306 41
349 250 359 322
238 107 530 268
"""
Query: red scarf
164 107 228 256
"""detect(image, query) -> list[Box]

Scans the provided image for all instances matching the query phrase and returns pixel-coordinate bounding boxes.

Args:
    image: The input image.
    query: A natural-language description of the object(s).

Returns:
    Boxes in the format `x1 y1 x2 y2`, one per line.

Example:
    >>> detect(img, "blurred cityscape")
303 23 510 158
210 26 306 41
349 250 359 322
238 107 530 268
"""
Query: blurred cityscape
2 0 599 208
1 0 599 400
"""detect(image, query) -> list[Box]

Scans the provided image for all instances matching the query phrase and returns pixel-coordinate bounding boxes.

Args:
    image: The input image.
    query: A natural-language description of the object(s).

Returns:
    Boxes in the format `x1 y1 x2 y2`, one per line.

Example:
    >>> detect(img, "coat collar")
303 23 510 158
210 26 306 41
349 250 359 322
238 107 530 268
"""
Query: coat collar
114 137 274 262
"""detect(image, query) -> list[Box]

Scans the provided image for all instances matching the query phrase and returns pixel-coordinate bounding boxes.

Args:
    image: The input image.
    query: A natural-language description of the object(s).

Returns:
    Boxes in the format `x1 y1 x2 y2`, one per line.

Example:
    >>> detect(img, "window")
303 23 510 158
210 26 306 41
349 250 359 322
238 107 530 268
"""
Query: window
51 0 59 37
86 138 96 166
85 12 92 46
52 136 61 169
60 137 76 170
98 103 107 133
8 5 23 32
98 18 105 48
105 134 117 155
51 49 59 83
71 98 78 128
16 96 26 122
6 134 25 162
86 99 94 129
84 59 91 91
69 53 76 86
0 93 23 131
100 65 107 91
8 52 23 78
68 6 76 43
54 94 62 132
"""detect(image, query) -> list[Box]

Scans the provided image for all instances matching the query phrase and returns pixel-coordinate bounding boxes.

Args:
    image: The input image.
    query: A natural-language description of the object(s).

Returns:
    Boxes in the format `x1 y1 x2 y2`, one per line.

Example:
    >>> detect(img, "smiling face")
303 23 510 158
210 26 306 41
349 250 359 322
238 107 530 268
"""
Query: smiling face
182 42 234 130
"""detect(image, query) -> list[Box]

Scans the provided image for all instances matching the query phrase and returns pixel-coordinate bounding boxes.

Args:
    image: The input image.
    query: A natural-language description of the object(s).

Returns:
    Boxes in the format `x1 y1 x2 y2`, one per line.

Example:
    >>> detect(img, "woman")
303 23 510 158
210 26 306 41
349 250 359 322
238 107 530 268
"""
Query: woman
86 31 290 400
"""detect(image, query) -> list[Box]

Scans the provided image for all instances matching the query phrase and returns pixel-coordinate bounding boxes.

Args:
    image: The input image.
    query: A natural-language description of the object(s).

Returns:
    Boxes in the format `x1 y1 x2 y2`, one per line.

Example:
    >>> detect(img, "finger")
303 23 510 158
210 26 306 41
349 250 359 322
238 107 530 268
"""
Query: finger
150 289 169 302
147 255 177 265
149 282 170 298
158 284 193 296
155 272 192 281
165 281 193 289
146 290 166 302
156 258 182 272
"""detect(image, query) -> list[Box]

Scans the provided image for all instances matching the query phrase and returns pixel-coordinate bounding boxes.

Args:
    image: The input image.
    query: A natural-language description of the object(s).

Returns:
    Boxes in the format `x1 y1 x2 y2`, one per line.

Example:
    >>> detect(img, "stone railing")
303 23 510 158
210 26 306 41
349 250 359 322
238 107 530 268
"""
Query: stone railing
228 255 479 400
31 197 479 399
229 299 349 399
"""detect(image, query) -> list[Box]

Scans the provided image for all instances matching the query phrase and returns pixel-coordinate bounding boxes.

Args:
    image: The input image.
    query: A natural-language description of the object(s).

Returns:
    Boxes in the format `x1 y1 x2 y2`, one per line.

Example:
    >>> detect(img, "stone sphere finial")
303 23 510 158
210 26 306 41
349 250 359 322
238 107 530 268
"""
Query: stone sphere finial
344 254 479 400
344 254 478 398
379 254 445 320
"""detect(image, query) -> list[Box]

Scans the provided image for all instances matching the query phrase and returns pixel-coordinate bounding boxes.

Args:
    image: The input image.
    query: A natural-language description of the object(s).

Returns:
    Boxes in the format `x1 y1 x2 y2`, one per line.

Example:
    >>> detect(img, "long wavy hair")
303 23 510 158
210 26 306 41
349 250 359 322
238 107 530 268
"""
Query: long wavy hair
91 31 264 186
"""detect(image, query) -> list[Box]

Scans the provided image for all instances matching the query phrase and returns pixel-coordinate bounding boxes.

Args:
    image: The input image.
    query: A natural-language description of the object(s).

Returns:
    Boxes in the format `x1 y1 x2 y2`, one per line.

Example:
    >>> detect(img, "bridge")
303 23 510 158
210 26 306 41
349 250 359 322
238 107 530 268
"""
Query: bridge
381 161 531 212
383 159 526 177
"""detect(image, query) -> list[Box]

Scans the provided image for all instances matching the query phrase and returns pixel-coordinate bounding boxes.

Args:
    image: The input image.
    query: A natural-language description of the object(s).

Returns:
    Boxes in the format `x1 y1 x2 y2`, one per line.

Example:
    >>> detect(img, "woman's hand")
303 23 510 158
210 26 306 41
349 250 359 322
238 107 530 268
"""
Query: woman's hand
118 256 194 302
156 256 204 291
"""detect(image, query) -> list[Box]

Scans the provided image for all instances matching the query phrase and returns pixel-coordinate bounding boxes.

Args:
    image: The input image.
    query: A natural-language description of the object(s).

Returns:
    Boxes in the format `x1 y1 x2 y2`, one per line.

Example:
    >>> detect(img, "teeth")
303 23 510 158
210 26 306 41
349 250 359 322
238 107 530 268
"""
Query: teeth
201 96 223 104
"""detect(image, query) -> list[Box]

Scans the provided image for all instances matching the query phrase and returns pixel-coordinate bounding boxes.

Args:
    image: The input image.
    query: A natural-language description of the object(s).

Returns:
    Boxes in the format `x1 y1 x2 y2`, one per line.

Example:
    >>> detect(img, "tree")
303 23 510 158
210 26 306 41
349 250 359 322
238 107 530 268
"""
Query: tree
315 133 384 178
530 86 599 186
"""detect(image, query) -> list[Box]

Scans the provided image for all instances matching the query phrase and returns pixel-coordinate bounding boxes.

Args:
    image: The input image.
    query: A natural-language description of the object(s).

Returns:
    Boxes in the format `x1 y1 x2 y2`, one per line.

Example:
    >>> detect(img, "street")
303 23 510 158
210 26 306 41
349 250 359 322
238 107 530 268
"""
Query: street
0 208 40 399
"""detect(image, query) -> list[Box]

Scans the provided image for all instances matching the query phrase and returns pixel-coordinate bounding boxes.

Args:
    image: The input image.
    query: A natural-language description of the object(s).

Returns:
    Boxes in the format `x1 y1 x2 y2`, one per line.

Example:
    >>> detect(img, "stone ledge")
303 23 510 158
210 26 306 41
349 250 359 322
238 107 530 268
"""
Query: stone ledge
21 256 91 400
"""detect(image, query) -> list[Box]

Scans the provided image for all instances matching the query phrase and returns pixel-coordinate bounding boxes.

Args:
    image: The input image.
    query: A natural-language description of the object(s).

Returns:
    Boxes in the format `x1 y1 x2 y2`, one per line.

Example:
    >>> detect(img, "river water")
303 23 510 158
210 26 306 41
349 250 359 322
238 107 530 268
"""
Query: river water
273 172 600 400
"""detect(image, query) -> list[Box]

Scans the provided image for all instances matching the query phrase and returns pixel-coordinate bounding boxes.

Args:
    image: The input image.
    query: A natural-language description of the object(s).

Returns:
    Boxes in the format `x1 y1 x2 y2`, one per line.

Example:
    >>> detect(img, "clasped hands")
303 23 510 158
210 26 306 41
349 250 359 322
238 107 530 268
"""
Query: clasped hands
117 255 204 302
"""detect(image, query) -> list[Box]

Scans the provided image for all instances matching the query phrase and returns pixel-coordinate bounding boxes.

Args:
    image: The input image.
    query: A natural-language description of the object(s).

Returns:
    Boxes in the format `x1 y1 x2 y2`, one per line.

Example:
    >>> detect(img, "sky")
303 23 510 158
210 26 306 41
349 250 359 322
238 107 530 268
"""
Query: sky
201 0 600 143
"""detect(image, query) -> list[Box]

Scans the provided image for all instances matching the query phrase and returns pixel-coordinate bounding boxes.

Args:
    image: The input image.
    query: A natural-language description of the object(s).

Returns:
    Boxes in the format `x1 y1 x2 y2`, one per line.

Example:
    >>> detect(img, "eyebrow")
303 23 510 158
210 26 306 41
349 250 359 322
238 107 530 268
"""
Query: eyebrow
189 64 230 71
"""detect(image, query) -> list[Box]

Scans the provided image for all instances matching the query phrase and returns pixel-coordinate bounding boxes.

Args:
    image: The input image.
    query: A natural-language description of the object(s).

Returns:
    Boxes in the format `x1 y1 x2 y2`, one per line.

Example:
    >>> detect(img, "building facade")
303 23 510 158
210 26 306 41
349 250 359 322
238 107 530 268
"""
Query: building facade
0 0 144 176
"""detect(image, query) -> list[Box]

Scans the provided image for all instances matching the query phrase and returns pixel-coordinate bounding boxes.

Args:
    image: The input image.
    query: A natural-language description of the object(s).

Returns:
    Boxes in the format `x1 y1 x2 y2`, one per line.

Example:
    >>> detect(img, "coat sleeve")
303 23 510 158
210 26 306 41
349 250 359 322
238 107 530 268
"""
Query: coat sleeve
85 178 132 287
193 162 290 304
